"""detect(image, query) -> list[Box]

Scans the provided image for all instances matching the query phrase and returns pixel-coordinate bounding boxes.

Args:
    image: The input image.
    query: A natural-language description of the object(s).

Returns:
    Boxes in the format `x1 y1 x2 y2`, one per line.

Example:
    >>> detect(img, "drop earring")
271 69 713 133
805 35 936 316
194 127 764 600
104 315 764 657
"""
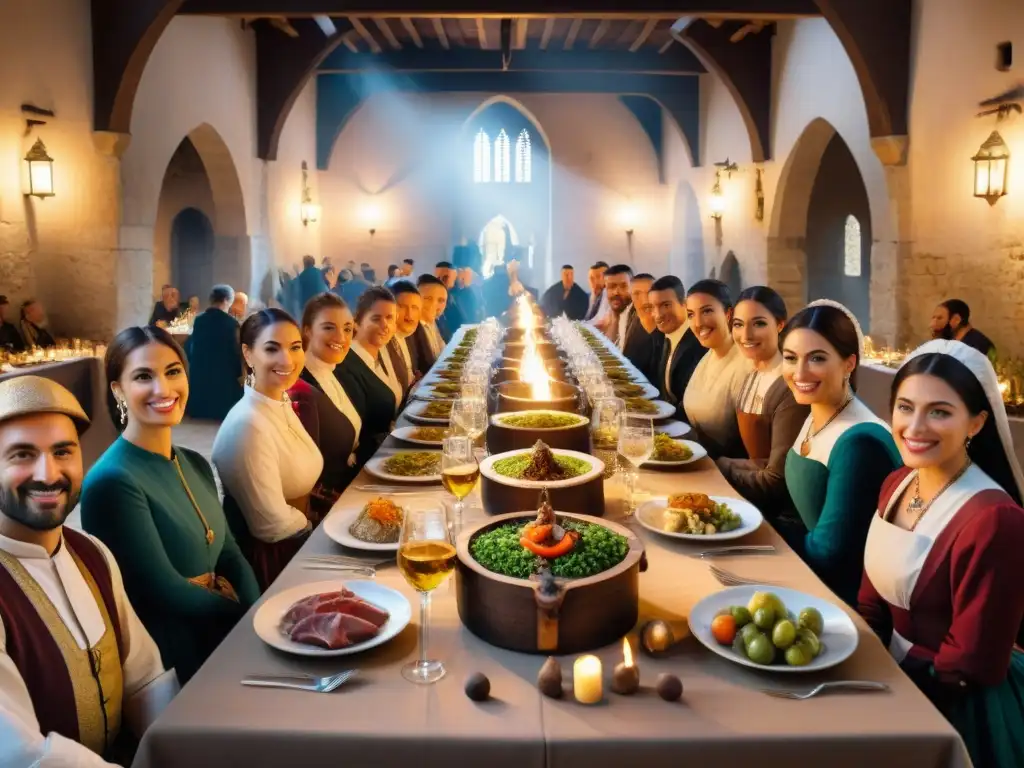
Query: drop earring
245 370 255 388
965 435 973 450
116 398 127 427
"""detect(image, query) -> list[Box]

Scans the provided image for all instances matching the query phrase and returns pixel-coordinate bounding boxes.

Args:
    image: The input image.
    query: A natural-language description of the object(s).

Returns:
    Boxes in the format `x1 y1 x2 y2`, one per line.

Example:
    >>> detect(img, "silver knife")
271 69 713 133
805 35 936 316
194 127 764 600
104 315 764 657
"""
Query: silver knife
692 545 776 558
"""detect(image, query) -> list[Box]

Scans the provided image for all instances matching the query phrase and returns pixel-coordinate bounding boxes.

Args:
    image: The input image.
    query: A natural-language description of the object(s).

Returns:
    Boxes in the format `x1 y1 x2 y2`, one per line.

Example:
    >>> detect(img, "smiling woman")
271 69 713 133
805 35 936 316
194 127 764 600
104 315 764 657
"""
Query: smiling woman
212 309 324 591
82 326 260 683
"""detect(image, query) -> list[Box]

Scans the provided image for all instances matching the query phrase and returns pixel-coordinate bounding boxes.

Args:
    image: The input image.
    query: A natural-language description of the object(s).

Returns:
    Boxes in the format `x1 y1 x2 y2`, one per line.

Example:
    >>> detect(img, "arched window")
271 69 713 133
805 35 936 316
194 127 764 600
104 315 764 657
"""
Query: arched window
494 129 511 183
515 129 532 183
473 129 491 183
843 215 862 277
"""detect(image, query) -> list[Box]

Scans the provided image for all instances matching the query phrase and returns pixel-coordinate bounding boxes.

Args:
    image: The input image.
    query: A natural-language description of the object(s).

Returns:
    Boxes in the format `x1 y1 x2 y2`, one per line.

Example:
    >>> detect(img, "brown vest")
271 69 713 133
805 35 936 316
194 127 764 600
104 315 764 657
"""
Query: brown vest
0 528 126 756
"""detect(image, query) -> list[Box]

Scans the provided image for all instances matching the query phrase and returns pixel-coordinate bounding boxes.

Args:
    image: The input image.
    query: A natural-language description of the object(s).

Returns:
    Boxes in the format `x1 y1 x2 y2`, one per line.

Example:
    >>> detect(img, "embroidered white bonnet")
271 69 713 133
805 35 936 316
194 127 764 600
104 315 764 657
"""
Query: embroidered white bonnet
805 299 864 359
902 339 1024 501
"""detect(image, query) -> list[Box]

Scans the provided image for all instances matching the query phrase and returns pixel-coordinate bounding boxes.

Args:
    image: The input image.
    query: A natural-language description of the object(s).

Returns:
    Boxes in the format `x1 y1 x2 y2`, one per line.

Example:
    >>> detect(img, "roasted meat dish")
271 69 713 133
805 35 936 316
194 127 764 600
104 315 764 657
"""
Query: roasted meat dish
280 588 391 649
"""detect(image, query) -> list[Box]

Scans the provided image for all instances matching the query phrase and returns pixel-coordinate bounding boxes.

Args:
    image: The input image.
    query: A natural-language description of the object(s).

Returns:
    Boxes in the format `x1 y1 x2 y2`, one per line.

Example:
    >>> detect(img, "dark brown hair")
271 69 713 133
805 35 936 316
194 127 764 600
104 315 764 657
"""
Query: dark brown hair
104 325 187 431
301 292 349 332
240 308 300 374
353 286 396 324
780 304 861 390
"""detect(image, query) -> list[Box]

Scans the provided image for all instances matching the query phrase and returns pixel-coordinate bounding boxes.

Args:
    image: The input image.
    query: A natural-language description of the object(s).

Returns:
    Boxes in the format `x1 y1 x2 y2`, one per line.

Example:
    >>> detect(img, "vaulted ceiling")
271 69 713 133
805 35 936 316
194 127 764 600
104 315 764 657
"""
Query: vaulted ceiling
91 0 910 172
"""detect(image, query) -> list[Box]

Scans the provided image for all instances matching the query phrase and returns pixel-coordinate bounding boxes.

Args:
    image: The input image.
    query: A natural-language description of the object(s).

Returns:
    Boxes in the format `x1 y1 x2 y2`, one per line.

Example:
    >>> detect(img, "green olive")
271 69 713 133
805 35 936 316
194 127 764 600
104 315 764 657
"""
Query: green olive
798 607 824 636
785 644 812 667
797 628 822 658
730 606 753 627
772 619 797 650
740 622 762 646
753 606 776 630
746 634 775 665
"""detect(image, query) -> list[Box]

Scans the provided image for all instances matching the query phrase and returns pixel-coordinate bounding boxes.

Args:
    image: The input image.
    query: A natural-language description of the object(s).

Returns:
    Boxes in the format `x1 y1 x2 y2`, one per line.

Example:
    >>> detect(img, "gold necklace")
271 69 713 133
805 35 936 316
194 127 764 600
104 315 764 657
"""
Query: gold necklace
906 460 972 531
172 455 215 545
799 396 853 457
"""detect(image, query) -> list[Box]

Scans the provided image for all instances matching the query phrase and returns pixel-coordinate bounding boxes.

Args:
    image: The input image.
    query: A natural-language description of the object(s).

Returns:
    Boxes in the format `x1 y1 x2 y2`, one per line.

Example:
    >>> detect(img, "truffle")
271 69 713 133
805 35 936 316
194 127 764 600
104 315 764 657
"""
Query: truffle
656 673 683 702
465 672 491 702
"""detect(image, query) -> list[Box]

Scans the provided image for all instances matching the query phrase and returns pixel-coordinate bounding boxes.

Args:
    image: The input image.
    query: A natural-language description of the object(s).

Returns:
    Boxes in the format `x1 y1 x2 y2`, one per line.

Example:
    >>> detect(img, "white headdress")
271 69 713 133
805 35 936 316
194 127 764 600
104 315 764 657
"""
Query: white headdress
805 299 865 359
901 339 1024 501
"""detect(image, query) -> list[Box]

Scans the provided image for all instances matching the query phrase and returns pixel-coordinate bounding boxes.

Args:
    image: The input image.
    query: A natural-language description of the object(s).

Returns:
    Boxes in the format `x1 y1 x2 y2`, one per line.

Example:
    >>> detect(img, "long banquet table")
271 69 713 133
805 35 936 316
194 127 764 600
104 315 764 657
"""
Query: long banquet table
133 330 970 768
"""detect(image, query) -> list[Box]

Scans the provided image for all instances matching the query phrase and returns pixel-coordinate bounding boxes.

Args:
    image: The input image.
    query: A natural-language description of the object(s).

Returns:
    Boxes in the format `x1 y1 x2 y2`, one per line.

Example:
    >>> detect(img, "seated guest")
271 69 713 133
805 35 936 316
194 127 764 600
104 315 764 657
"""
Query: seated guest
384 263 401 286
336 287 402 464
683 279 751 459
584 261 609 322
716 287 809 518
435 261 464 337
782 300 901 607
296 254 327 311
0 295 25 352
185 295 201 316
452 265 484 324
622 273 658 381
859 340 1024 767
229 290 248 322
83 326 259 683
288 294 361 516
930 299 995 359
0 376 175 765
598 264 633 346
648 276 706 418
336 267 371 308
418 274 449 355
391 280 430 382
212 310 323 592
541 265 589 320
148 284 182 328
19 299 56 348
184 284 244 421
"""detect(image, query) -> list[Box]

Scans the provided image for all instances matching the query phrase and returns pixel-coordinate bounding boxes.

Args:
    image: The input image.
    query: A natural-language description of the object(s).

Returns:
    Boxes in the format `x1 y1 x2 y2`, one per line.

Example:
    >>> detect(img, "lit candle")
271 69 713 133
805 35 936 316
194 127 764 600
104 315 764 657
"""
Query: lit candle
573 655 603 704
612 637 640 695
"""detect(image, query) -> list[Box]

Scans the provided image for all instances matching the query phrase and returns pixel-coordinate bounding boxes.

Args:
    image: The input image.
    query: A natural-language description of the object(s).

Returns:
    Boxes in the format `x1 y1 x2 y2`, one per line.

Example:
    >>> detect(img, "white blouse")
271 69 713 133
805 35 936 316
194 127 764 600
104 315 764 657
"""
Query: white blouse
738 355 783 415
351 340 403 413
863 464 1000 662
0 532 171 768
305 354 361 449
683 341 751 448
212 387 323 543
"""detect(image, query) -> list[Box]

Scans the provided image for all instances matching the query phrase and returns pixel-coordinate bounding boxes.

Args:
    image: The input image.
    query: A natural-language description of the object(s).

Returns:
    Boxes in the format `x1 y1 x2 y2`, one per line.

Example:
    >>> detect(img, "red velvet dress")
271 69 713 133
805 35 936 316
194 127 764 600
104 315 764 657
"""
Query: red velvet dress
858 465 1024 767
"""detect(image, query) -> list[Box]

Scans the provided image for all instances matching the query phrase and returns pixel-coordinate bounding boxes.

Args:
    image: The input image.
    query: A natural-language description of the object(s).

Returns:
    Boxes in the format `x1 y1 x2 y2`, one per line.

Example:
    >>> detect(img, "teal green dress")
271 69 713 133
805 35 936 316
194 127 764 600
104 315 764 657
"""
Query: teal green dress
783 401 901 607
81 437 260 683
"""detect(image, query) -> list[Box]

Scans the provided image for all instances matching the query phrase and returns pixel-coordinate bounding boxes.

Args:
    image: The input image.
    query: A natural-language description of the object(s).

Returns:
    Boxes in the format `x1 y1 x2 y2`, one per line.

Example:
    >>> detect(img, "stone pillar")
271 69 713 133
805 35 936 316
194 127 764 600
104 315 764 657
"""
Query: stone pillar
765 235 807 319
869 136 912 347
115 225 157 332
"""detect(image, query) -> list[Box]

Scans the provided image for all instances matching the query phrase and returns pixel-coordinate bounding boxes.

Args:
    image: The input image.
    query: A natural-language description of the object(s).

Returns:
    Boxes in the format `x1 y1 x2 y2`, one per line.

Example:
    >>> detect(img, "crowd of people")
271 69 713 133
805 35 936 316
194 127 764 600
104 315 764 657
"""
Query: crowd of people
0 251 1020 767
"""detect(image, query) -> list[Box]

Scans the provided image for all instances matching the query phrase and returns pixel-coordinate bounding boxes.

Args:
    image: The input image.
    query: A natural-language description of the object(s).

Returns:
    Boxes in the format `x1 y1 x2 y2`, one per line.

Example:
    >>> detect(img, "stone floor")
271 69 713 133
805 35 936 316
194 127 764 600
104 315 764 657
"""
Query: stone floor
66 418 222 530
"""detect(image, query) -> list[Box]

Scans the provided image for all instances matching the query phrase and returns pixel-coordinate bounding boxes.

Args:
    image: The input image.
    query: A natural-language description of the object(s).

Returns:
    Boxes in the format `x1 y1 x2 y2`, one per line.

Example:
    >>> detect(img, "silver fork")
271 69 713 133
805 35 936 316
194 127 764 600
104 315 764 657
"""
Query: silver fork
303 555 393 568
761 681 890 700
241 670 356 692
693 545 776 558
708 565 781 587
299 564 376 577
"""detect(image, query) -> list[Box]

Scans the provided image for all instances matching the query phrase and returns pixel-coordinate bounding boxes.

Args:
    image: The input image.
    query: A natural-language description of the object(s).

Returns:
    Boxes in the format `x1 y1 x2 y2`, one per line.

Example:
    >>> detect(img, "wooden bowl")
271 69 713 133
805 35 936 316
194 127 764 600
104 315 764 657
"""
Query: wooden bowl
456 512 646 653
487 410 591 454
494 380 581 414
479 448 606 517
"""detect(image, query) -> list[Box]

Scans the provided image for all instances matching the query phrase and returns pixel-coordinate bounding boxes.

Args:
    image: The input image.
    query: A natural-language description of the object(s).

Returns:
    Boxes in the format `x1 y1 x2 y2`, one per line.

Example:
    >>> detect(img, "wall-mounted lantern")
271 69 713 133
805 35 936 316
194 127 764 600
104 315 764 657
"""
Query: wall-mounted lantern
709 171 725 221
972 130 1009 205
24 138 55 199
300 161 320 225
619 203 638 263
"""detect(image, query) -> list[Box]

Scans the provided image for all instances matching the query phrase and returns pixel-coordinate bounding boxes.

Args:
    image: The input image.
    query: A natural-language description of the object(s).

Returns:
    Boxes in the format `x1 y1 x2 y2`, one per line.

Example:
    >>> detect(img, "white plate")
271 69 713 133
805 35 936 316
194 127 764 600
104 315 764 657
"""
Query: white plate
412 384 459 402
404 401 452 424
624 399 676 421
253 580 412 658
636 495 763 541
364 452 442 483
391 425 446 446
655 420 692 439
323 505 401 552
688 585 859 673
612 379 660 400
643 439 708 467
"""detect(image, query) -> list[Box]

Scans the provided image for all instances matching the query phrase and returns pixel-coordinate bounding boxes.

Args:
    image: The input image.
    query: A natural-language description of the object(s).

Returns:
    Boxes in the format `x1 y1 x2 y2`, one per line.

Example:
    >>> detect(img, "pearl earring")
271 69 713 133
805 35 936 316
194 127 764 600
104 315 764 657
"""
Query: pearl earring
116 398 127 427
245 371 255 388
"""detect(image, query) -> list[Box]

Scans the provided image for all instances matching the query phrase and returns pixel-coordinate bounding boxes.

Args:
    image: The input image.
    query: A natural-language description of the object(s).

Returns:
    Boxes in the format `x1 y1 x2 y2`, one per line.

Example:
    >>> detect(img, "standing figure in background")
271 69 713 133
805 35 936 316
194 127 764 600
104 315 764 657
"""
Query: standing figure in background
296 255 327 313
185 285 244 421
541 265 588 321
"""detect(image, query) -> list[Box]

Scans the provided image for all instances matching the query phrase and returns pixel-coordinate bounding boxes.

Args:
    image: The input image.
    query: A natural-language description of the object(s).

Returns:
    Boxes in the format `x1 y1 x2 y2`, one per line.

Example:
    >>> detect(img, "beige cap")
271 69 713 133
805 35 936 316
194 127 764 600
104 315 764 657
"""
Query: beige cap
0 375 91 434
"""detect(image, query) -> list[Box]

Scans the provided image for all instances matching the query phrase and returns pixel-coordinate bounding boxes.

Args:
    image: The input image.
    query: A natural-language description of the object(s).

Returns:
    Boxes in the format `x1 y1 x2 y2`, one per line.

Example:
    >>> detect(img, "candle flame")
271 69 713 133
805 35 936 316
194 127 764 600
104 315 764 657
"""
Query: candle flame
1000 378 1010 396
520 320 552 400
622 636 634 667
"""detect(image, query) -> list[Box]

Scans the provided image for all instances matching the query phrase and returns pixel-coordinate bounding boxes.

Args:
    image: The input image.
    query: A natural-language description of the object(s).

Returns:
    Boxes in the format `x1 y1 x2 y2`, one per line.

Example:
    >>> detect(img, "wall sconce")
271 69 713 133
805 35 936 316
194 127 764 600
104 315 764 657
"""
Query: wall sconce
709 171 725 220
972 131 1009 205
619 203 638 263
300 161 320 226
361 202 381 237
24 138 55 200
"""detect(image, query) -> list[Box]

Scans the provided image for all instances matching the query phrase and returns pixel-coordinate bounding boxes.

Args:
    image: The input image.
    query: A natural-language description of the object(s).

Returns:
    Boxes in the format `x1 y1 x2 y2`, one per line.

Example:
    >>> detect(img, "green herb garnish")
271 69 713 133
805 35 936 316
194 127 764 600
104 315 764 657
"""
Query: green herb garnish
470 518 628 579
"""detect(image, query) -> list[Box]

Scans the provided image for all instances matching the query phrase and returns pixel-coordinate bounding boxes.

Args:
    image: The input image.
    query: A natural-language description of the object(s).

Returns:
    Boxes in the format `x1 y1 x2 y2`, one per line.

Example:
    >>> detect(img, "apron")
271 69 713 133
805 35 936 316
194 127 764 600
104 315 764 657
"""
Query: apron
736 409 772 460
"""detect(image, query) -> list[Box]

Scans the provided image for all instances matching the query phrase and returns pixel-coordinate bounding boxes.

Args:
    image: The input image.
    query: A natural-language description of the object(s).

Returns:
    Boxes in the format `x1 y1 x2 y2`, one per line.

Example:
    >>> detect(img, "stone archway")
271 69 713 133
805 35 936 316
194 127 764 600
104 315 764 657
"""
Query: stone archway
149 123 250 322
670 181 705 288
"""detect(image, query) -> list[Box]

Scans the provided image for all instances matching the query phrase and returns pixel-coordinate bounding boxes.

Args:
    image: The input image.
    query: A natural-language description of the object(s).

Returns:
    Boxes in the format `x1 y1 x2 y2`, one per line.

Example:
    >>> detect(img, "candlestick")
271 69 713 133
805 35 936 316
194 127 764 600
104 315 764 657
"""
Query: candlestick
573 655 602 704
612 637 640 695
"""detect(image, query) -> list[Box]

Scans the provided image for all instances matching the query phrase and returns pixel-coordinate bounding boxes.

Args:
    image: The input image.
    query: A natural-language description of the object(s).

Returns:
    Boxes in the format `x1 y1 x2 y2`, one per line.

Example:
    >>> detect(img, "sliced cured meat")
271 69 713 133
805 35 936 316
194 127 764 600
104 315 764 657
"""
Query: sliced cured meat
280 589 356 632
314 597 390 628
288 612 381 649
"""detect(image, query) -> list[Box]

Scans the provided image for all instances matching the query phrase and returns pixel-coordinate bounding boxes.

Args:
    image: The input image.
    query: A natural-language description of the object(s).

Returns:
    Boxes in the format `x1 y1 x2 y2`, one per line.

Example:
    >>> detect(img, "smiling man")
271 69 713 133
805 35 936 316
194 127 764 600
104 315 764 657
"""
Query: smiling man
648 275 707 418
0 376 174 767
417 275 449 359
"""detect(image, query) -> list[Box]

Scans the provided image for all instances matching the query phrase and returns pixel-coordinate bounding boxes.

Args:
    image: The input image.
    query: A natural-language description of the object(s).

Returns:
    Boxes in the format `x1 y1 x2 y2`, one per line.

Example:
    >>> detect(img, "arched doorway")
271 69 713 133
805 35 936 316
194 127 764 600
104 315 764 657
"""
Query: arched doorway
458 97 552 288
670 181 704 288
478 215 520 278
768 118 872 329
153 124 249 311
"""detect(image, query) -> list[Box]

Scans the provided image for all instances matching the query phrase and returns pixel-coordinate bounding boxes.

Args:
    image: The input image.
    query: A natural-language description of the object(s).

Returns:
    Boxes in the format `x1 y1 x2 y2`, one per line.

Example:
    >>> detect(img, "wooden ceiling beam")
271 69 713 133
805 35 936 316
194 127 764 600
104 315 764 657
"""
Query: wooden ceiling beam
373 17 403 49
629 18 658 51
341 29 360 52
515 18 529 49
178 0 821 18
588 19 610 48
563 19 582 50
431 18 450 48
539 17 555 50
475 17 488 48
349 17 382 52
399 17 423 47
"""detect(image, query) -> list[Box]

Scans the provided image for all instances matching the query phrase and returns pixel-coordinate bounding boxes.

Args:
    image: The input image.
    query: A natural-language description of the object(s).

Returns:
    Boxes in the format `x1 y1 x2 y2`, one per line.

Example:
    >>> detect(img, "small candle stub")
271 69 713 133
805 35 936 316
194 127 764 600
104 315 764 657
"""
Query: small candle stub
656 673 683 702
612 637 640 695
573 655 603 704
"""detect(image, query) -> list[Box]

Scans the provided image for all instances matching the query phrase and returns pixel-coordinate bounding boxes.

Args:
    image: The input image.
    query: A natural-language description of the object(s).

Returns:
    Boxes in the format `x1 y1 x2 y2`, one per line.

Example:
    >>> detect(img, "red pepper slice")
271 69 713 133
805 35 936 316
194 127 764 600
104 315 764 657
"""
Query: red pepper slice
524 524 553 543
520 531 578 559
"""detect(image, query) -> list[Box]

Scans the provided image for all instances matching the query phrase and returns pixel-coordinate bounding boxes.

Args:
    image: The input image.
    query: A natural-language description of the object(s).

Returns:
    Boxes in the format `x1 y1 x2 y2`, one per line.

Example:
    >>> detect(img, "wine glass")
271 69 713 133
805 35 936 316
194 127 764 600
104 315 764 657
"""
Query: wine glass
591 397 624 480
451 397 488 455
441 435 480 535
617 414 655 515
398 504 456 685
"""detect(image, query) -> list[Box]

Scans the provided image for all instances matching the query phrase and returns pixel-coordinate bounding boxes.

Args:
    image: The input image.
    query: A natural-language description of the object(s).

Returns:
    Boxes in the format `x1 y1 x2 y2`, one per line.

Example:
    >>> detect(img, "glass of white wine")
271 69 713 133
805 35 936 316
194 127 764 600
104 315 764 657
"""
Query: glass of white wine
441 435 480 534
617 414 655 515
591 396 624 480
398 504 456 685
451 397 488 456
